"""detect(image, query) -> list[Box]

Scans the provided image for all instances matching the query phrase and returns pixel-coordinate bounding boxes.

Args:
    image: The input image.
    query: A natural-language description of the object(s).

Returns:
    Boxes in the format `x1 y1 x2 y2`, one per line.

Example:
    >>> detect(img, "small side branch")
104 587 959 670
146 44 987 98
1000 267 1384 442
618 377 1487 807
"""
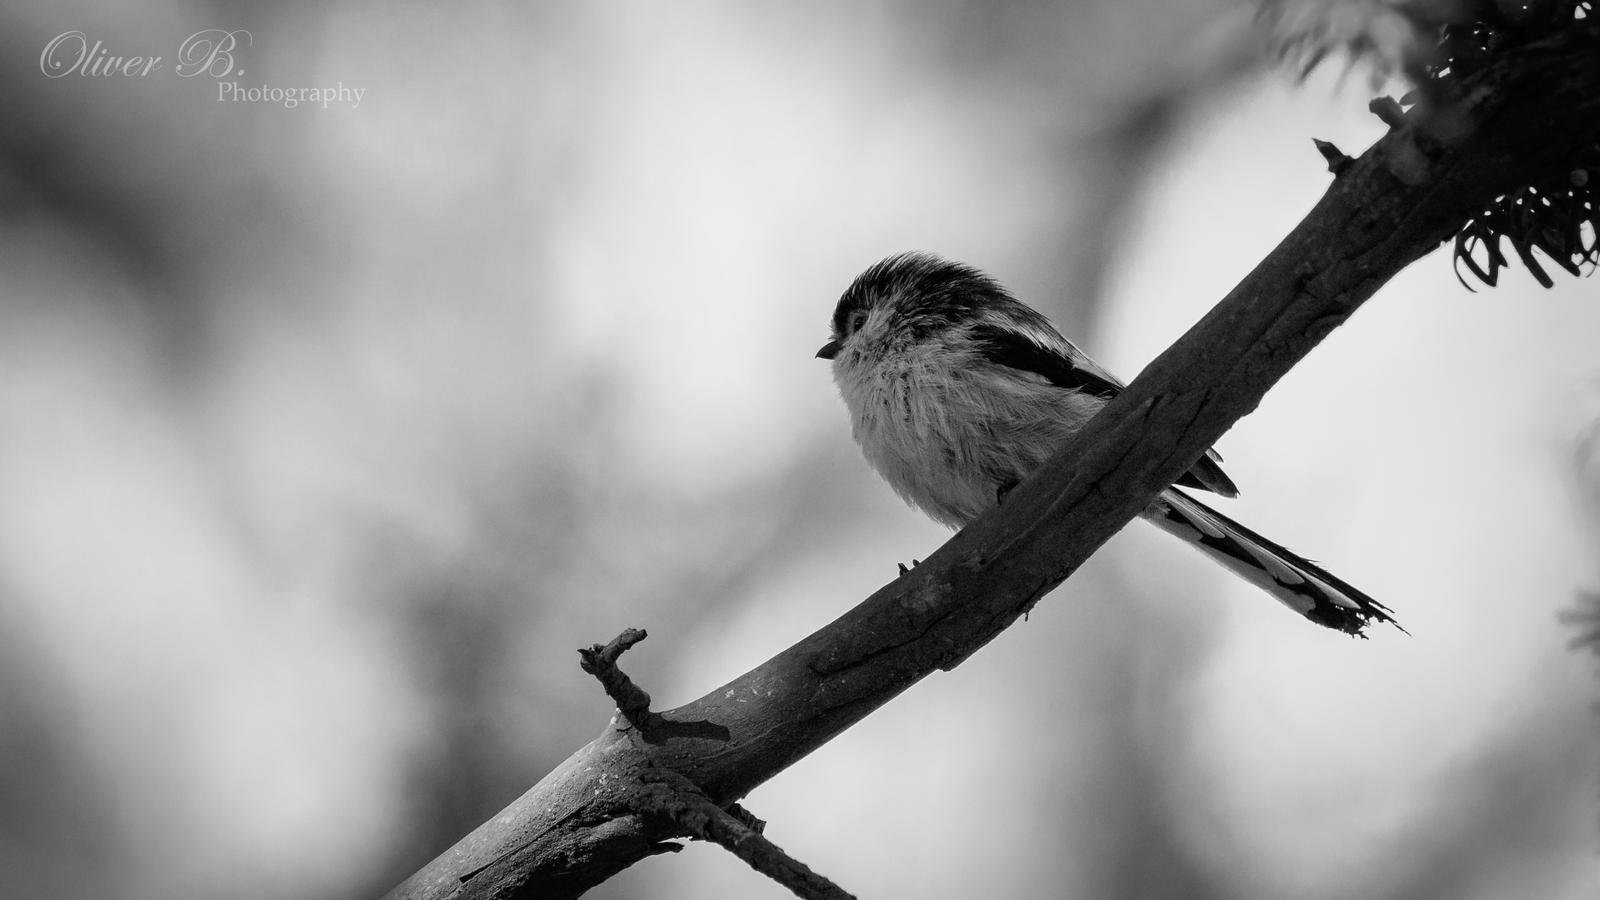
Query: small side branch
578 628 731 744
1313 138 1353 174
636 770 856 900
579 628 667 734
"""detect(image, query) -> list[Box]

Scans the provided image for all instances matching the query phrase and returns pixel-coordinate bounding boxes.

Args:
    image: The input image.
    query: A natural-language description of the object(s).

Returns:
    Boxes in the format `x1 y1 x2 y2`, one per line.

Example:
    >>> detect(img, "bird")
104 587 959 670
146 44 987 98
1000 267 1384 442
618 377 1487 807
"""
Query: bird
816 251 1399 636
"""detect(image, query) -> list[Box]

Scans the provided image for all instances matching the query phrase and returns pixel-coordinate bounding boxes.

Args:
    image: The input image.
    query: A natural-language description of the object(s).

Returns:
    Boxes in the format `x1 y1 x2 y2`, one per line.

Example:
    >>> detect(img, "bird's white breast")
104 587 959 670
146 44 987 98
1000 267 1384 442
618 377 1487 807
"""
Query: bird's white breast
833 342 1102 528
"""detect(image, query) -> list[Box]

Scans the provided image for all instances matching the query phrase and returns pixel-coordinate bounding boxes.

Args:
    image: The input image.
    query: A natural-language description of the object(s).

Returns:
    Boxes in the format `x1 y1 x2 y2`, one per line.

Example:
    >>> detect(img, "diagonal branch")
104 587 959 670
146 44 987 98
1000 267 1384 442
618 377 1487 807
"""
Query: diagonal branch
384 21 1600 900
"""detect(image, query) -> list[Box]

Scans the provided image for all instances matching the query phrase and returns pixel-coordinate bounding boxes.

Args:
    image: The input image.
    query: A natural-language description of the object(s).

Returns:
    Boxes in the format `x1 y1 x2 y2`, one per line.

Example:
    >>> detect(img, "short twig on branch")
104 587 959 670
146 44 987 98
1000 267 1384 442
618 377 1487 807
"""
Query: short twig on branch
1313 137 1353 174
577 628 731 744
578 628 666 734
635 770 856 900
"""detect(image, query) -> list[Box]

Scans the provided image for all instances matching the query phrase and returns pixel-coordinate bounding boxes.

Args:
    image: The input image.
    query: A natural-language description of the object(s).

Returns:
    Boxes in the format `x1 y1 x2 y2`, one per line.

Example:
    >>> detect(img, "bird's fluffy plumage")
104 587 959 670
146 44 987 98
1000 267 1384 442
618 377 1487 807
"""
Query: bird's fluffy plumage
821 251 1398 636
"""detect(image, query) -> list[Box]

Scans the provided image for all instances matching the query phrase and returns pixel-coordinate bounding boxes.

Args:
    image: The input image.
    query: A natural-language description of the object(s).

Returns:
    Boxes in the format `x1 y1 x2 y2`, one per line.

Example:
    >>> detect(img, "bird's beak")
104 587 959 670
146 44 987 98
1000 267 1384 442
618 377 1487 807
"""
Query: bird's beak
815 339 842 360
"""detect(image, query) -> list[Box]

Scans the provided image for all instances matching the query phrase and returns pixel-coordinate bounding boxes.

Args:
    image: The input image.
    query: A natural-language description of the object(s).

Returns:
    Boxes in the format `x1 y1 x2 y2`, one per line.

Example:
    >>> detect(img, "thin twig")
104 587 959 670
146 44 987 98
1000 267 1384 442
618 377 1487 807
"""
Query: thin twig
636 771 855 900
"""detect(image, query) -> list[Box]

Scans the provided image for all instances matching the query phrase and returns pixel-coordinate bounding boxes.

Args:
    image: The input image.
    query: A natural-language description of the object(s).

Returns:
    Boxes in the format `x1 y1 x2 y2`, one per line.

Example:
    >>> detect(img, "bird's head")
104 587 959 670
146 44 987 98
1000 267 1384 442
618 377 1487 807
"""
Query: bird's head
815 251 1016 368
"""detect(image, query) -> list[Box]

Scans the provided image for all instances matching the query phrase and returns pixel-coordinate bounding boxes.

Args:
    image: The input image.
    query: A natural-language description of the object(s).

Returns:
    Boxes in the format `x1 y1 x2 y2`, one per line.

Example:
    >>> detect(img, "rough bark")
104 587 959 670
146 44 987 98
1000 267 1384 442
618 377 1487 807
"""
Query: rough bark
385 21 1600 900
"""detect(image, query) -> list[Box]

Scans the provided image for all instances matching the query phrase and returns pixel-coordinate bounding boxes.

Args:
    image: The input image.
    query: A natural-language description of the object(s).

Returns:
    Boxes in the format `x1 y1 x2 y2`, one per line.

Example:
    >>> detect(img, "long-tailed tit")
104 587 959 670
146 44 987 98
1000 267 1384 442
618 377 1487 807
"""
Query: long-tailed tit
817 251 1398 636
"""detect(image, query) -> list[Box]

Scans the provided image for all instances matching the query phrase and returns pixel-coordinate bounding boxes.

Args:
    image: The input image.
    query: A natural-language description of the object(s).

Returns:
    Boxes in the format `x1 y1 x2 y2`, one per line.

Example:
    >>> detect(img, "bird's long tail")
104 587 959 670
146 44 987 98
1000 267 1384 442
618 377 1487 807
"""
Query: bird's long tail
1143 488 1401 636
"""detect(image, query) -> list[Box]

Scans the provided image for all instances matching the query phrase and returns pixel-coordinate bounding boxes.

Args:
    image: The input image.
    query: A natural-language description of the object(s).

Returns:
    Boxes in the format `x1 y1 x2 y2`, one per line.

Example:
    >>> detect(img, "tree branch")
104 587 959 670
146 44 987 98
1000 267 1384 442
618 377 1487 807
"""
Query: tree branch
384 21 1600 900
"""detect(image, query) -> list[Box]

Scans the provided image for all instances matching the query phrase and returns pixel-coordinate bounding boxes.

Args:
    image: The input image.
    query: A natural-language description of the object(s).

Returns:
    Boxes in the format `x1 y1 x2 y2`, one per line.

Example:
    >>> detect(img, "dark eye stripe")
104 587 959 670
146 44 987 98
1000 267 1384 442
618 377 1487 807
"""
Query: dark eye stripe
831 294 864 337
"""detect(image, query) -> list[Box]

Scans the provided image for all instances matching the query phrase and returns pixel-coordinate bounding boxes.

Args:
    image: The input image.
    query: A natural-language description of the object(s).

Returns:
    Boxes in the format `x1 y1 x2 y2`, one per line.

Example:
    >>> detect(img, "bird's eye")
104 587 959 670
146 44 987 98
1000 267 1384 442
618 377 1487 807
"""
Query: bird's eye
846 309 868 335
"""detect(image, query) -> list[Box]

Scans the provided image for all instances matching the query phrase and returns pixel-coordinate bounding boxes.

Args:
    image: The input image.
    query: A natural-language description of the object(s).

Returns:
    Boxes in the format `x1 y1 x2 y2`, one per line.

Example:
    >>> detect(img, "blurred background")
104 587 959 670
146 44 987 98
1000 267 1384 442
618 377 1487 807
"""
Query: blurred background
1 1 1597 898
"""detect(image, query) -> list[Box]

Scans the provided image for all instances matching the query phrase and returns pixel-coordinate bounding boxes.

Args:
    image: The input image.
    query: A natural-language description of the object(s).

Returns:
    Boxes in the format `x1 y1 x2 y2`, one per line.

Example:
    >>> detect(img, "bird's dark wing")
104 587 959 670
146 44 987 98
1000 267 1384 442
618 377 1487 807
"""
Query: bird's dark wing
970 322 1238 498
971 323 1121 398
